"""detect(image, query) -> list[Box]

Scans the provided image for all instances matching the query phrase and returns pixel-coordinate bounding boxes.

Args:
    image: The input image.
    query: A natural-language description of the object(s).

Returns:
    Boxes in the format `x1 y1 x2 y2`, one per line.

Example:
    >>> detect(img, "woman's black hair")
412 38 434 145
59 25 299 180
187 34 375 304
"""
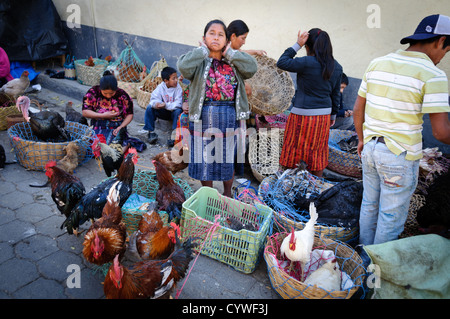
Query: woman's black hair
100 70 118 91
306 28 335 81
227 20 249 39
204 19 228 39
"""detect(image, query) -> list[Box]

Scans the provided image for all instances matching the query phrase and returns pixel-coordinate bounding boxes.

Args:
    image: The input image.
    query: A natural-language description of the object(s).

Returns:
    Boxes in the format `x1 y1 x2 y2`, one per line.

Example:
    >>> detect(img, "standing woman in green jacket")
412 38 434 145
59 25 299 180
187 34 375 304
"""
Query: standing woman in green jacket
177 19 257 197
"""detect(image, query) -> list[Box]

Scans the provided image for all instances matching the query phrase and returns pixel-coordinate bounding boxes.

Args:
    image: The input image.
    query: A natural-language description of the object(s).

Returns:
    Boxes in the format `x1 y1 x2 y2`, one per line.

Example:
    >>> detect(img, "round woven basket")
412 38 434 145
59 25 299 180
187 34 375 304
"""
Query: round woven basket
328 129 362 178
118 81 139 99
0 104 21 131
8 121 95 171
248 128 285 182
246 55 295 116
264 233 366 299
136 86 151 109
121 170 193 235
74 58 108 86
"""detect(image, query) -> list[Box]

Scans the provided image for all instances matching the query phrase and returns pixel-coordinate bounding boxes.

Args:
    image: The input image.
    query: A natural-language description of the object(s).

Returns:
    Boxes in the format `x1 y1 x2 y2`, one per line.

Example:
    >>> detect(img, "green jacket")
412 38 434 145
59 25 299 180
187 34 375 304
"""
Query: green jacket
177 46 257 122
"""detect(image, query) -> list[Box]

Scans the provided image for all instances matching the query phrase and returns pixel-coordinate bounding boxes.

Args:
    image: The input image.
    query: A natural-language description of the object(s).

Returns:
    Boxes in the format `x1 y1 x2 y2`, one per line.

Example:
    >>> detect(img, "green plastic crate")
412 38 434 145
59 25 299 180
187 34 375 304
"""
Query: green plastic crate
181 187 273 274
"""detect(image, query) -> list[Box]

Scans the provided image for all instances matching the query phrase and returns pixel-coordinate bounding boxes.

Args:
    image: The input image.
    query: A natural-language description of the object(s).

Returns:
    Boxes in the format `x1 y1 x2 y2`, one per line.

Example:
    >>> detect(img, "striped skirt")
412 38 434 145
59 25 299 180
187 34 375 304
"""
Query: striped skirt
188 101 243 181
279 113 330 171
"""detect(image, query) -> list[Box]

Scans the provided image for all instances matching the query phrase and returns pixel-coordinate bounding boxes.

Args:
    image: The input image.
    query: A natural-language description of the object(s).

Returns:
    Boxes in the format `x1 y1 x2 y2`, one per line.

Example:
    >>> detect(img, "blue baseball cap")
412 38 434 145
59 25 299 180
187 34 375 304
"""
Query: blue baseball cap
401 14 450 44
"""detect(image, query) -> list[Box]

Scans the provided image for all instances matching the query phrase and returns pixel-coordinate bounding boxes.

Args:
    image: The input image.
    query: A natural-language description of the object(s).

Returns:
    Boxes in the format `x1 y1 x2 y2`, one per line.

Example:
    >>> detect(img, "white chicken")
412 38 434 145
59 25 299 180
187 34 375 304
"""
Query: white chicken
303 259 342 292
280 202 318 281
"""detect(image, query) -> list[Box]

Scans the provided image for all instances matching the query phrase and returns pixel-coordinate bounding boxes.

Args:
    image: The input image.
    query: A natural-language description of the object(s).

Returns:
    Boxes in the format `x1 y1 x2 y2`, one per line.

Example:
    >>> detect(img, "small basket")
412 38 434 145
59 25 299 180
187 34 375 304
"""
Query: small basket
0 104 22 131
7 121 95 171
74 58 109 86
248 128 285 182
121 170 193 236
136 86 151 109
264 233 366 299
6 114 25 129
328 129 362 178
64 55 76 80
180 187 273 274
246 55 295 116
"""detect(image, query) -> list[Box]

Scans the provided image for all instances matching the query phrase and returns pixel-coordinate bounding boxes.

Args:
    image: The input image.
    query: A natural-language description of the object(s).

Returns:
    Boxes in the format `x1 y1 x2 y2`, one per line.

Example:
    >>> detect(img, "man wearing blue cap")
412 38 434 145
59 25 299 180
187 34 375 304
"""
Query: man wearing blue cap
353 14 450 245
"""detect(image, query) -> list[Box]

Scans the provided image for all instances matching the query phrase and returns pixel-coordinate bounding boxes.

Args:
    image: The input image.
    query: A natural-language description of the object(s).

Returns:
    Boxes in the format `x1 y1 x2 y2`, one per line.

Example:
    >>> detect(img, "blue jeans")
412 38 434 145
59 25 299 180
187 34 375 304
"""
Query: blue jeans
143 106 182 132
359 138 419 245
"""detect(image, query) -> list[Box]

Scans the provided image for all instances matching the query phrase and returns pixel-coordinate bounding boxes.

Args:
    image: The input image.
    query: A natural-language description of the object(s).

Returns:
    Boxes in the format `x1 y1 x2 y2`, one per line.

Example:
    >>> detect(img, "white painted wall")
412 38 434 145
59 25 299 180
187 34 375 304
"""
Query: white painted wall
54 0 450 84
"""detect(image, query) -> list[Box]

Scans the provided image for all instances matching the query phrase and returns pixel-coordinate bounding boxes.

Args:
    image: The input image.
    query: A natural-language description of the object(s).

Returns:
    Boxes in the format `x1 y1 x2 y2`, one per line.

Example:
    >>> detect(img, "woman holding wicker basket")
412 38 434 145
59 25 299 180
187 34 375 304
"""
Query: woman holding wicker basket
277 28 342 177
177 19 257 197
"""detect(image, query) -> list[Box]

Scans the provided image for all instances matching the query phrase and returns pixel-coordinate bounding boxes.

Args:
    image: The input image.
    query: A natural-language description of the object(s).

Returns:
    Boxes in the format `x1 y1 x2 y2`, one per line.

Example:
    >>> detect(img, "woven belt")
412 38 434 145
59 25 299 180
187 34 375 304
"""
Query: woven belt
372 136 385 144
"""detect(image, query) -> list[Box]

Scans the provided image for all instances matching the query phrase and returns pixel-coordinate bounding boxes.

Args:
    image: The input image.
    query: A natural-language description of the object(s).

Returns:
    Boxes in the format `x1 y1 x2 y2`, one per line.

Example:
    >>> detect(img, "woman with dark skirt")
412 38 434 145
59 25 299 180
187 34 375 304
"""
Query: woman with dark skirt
177 19 257 197
277 28 343 177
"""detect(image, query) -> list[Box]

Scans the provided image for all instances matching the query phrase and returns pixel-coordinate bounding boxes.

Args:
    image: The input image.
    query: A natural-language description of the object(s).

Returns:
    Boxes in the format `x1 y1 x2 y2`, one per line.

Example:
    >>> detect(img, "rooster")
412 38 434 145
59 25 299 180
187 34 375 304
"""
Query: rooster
65 101 88 125
152 147 188 175
84 56 95 67
280 202 318 281
0 70 30 98
92 129 131 177
129 204 181 260
82 182 128 265
62 152 137 235
153 159 186 222
16 96 69 142
43 160 86 220
103 237 198 299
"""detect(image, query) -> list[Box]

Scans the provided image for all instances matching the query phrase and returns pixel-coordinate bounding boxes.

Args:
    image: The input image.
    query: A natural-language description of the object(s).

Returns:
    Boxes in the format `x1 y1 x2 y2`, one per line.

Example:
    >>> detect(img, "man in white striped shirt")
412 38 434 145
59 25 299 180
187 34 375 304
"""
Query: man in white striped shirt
353 14 450 245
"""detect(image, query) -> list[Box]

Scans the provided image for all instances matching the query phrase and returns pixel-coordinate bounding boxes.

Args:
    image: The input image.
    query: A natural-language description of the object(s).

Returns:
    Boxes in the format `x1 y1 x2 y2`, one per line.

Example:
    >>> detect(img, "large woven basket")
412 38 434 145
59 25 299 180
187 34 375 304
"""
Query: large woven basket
8 121 95 171
328 129 362 178
121 170 193 236
246 55 295 116
258 174 358 243
181 187 273 274
248 128 284 182
0 104 22 131
136 86 151 109
264 233 366 299
118 81 140 99
74 58 109 86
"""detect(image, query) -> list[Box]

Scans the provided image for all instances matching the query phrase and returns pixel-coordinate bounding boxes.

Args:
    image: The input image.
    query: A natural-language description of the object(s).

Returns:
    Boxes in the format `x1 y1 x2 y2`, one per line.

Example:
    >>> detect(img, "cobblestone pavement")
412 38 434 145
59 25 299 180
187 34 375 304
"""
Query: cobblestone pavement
0 73 280 299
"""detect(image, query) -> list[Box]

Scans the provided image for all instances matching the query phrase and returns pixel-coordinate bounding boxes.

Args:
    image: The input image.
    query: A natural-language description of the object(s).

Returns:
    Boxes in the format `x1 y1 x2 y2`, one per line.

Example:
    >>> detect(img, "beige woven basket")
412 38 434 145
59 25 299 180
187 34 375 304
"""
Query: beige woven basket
248 128 285 182
136 86 151 109
246 55 295 116
264 233 366 299
118 81 139 99
74 58 108 86
0 104 22 131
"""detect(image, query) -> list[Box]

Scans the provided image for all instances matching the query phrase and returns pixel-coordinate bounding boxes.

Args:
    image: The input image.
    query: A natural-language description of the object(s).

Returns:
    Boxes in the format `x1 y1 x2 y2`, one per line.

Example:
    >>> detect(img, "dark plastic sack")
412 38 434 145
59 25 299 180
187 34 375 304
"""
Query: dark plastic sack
0 0 68 61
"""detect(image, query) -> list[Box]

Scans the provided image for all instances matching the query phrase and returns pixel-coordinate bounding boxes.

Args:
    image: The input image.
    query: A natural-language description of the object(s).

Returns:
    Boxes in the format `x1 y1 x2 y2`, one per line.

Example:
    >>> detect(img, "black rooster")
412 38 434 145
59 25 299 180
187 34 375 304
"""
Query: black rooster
16 96 69 142
65 101 88 125
62 153 137 234
92 127 129 177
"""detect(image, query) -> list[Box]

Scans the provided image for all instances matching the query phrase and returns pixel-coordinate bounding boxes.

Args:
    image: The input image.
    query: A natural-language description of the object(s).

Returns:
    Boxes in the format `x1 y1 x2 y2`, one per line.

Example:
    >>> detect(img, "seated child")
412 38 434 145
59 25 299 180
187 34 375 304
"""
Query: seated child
140 66 183 146
330 73 354 131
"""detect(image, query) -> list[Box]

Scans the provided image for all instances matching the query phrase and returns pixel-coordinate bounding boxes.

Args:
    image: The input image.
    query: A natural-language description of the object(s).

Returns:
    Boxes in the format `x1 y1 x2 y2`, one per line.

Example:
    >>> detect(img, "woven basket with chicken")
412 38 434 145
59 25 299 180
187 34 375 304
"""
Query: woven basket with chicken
8 121 95 171
136 58 168 108
264 232 366 299
74 58 109 86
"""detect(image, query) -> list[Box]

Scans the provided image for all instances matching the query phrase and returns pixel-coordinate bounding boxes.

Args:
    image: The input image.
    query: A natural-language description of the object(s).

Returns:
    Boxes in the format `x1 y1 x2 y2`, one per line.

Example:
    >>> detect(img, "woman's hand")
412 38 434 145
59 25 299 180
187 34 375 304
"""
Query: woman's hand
101 110 119 119
222 41 231 57
112 126 122 136
297 30 309 47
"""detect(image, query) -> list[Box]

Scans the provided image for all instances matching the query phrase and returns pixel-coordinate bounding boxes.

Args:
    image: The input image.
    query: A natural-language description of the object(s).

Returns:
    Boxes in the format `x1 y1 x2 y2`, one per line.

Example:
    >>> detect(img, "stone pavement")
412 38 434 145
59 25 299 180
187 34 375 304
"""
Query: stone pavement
0 71 280 299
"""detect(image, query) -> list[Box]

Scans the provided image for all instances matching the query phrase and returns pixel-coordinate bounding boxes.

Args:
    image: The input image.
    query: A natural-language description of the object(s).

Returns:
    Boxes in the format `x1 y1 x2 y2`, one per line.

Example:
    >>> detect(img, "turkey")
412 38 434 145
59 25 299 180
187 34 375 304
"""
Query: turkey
16 96 69 142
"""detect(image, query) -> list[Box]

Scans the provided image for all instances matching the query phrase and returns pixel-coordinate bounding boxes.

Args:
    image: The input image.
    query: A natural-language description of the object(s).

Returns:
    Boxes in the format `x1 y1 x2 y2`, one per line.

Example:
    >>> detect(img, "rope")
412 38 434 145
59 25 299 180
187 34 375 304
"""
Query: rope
175 214 221 299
